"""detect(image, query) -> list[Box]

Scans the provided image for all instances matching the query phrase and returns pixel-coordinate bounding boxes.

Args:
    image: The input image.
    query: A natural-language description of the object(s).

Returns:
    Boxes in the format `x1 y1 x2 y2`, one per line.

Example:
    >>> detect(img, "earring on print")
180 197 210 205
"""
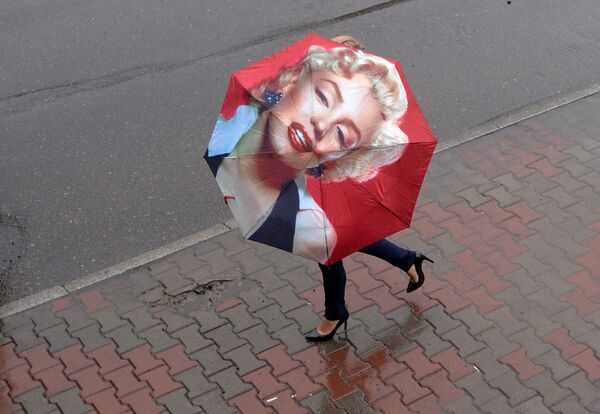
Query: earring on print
263 89 283 108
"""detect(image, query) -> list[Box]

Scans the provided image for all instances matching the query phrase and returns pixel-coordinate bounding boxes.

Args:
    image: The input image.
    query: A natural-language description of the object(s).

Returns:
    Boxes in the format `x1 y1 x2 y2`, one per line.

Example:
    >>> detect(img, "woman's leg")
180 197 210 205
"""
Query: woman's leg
319 261 349 321
359 239 416 272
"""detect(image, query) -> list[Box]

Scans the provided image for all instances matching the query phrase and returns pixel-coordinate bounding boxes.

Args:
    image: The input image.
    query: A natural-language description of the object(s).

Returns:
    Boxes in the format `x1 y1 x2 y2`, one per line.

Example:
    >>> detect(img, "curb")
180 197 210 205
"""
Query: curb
1 83 599 320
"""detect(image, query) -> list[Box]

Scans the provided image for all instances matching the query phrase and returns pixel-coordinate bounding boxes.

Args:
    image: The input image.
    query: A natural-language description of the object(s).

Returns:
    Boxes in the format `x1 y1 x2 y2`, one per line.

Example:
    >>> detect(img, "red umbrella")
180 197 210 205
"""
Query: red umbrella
205 33 437 265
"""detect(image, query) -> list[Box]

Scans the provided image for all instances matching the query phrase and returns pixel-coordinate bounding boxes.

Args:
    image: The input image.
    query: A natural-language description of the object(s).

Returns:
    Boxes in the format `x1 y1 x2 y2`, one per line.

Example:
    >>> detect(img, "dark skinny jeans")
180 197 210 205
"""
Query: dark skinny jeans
319 239 416 320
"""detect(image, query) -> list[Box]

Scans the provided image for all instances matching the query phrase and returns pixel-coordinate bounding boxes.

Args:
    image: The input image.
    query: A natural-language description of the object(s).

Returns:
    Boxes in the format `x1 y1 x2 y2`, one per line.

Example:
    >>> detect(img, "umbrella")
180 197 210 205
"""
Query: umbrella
204 33 437 265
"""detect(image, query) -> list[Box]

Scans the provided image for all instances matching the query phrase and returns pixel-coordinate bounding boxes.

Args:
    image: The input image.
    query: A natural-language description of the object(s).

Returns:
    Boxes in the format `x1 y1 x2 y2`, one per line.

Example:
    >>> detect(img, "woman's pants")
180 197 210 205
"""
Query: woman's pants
319 239 416 320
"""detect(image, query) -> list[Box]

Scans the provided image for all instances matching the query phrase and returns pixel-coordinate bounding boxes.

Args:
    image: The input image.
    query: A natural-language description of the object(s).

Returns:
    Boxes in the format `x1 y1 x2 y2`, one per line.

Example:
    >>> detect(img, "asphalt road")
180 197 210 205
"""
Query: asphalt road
1 0 599 304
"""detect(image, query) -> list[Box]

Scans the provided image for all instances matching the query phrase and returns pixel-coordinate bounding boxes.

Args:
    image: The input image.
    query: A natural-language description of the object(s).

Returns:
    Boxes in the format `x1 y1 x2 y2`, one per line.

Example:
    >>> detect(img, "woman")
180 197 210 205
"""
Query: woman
207 40 411 263
305 36 433 341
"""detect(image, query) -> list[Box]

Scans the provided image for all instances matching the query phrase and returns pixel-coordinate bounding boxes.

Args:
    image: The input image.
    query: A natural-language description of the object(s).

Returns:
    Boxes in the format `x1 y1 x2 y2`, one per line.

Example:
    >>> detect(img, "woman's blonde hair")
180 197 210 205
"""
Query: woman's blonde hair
256 45 408 182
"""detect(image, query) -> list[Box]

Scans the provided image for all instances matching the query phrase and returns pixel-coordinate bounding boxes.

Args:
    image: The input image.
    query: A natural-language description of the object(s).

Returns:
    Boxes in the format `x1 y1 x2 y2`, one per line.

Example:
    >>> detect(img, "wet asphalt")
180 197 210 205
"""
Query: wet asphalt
1 0 599 304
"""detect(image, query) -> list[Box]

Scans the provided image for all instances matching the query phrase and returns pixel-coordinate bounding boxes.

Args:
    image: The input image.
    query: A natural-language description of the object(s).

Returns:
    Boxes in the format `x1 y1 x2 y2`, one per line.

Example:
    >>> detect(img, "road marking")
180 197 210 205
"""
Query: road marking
1 84 599 319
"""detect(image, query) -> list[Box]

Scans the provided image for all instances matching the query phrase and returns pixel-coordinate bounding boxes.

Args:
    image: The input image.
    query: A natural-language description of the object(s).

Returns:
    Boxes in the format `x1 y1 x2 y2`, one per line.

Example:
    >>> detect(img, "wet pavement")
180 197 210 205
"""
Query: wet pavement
1 92 599 413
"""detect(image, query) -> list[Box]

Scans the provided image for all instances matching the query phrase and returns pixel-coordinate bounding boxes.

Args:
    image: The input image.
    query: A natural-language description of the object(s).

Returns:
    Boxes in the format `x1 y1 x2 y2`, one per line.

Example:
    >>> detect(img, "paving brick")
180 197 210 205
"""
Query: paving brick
552 395 595 414
351 305 395 336
228 389 274 413
509 329 553 360
247 267 289 292
273 324 311 354
3 364 41 398
19 343 60 375
243 366 287 400
489 371 536 407
85 387 129 413
189 344 232 376
220 304 261 333
465 348 511 382
33 363 76 398
139 364 183 398
170 325 212 354
11 386 55 413
431 348 475 383
520 307 562 337
384 369 430 405
156 344 198 376
138 325 178 353
515 396 554 414
221 344 266 378
559 371 599 408
568 349 600 382
170 366 213 401
441 325 486 358
333 390 379 414
69 365 111 398
428 286 470 315
479 395 515 414
522 370 572 407
278 366 322 401
500 348 545 381
455 372 501 407
285 305 319 334
103 364 145 398
121 387 165 414
253 304 294 335
49 388 94 414
444 395 481 414
543 328 587 360
77 289 111 314
484 306 527 337
122 307 160 334
156 388 202 414
396 346 441 381
362 285 406 314
385 305 428 335
417 306 462 338
420 369 465 406
236 324 278 355
0 343 26 373
299 390 346 414
9 323 47 353
313 368 357 401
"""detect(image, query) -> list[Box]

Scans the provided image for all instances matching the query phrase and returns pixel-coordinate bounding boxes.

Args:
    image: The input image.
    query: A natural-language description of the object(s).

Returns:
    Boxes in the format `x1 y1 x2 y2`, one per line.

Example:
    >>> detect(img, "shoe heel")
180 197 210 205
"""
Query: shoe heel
422 254 434 263
344 320 347 331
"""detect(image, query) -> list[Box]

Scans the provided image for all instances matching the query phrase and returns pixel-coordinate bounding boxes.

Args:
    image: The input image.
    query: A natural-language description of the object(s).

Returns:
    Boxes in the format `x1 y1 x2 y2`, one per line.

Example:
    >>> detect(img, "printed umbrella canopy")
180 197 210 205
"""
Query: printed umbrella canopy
204 33 437 265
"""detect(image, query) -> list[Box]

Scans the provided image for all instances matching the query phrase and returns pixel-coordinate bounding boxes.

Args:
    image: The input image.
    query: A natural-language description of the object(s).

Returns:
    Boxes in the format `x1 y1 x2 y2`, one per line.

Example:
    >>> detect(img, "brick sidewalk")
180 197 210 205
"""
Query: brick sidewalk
2 93 600 413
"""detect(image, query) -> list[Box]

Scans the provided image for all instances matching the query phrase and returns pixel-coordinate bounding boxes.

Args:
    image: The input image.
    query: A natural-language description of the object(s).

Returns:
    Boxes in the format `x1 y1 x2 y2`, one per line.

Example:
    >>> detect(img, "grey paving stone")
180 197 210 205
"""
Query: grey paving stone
129 270 161 296
531 271 574 297
91 307 128 334
512 252 553 277
171 325 212 354
334 391 379 413
38 323 79 353
278 266 321 293
272 324 312 355
523 173 558 193
72 323 112 353
445 395 481 414
192 389 237 414
266 285 307 313
493 172 525 192
428 233 467 257
285 304 320 334
158 388 203 414
204 324 246 354
476 327 519 358
466 348 511 381
533 350 579 383
229 249 270 274
221 304 261 333
222 344 267 376
551 308 596 339
538 253 583 280
14 386 59 414
174 365 217 399
212 231 253 256
515 396 553 414
253 304 294 334
56 307 95 333
552 395 594 414
246 267 289 292
49 389 94 414
148 259 177 276
209 366 252 399
168 250 206 274
520 234 561 259
238 323 279 354
480 395 515 414
451 305 496 336
514 188 550 208
239 287 275 313
137 325 178 353
578 330 600 355
25 306 63 334
8 322 45 352
556 217 596 243
483 184 521 207
559 371 599 407
527 288 570 317
503 269 544 296
156 309 194 333
351 305 395 336
442 325 486 358
300 390 346 414
456 187 491 207
520 307 562 337
404 322 452 358
524 371 572 407
122 307 161 333
197 248 239 274
385 306 428 335
535 201 574 224
154 268 196 296
509 328 553 359
489 371 537 407
485 307 528 337
564 201 598 226
493 288 537 319
375 326 416 357
262 249 306 275
455 372 502 407
190 309 227 333
190 344 233 376
345 323 382 356
421 305 463 335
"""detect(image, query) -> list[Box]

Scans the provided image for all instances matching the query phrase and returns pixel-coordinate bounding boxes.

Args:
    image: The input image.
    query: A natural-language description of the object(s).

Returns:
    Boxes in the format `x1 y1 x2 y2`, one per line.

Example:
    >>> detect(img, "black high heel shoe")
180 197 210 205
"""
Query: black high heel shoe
406 252 434 293
305 317 348 342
